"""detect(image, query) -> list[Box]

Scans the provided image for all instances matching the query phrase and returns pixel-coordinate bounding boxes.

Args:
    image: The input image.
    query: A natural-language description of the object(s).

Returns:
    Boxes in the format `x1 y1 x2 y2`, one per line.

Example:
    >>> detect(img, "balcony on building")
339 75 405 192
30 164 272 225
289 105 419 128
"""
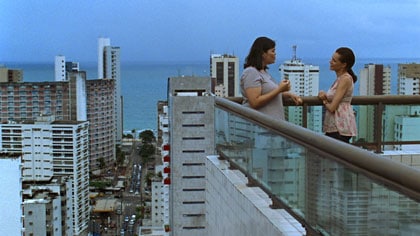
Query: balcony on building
210 95 420 236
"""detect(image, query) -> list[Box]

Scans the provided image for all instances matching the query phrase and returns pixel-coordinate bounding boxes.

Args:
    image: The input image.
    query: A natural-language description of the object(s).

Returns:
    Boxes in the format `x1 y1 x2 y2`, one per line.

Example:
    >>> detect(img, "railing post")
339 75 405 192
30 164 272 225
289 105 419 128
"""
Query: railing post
375 102 384 153
302 103 308 128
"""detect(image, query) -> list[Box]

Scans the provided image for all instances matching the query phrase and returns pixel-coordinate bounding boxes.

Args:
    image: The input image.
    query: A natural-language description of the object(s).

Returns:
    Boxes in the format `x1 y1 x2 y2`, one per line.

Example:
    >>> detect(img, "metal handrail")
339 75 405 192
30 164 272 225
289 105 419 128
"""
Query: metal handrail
215 96 420 202
226 95 420 152
226 95 420 105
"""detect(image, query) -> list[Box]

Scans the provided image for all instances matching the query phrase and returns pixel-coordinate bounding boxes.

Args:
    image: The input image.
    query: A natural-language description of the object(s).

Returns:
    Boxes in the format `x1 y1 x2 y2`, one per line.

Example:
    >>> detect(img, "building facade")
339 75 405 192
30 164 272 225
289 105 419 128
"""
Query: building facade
0 117 90 235
97 37 123 145
23 182 66 236
398 63 420 95
358 64 392 143
0 66 23 83
54 55 80 82
279 46 322 133
0 153 22 236
0 75 116 174
0 81 71 122
86 78 116 174
168 76 215 236
210 54 239 97
359 64 392 96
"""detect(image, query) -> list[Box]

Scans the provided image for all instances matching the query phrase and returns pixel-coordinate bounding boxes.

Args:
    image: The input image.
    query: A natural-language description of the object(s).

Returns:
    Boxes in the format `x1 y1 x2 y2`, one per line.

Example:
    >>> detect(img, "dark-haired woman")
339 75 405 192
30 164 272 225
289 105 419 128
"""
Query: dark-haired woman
318 47 358 143
240 36 302 121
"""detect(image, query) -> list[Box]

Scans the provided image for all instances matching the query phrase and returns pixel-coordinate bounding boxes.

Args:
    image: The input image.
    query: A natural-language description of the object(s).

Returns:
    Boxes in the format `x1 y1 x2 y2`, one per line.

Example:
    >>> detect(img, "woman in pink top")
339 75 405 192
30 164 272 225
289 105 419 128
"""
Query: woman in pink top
318 47 358 143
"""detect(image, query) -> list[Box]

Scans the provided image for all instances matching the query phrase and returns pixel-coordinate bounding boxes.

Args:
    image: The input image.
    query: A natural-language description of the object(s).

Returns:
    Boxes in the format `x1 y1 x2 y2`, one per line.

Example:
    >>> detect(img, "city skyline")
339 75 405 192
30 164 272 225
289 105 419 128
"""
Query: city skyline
1 0 420 64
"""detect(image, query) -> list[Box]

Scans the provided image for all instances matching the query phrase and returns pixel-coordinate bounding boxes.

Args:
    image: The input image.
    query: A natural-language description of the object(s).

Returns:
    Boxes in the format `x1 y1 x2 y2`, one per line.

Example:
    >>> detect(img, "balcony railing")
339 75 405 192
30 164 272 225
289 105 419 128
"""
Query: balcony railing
214 96 420 236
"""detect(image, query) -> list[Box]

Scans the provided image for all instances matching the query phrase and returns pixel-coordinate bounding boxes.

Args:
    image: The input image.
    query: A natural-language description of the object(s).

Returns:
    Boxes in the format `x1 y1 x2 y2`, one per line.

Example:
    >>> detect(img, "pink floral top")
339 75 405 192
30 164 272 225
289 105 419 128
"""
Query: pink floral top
323 73 357 136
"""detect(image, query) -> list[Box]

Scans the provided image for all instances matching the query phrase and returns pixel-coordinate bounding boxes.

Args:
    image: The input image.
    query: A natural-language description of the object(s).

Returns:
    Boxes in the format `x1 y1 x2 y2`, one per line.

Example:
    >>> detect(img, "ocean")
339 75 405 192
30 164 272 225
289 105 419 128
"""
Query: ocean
4 57 419 133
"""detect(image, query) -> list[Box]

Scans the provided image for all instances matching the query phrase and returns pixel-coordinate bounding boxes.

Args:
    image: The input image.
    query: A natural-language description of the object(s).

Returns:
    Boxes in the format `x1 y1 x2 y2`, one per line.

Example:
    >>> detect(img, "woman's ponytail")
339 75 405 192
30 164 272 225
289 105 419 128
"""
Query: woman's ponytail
348 69 357 83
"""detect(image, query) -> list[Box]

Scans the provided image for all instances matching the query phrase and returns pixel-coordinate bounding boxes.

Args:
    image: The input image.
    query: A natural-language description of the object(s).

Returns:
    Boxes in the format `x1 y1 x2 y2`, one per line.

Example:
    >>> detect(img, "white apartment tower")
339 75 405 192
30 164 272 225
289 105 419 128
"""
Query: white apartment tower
0 117 90 236
55 55 66 81
54 55 80 82
98 37 123 145
97 37 111 79
168 76 215 236
210 54 240 97
0 153 22 236
279 46 322 133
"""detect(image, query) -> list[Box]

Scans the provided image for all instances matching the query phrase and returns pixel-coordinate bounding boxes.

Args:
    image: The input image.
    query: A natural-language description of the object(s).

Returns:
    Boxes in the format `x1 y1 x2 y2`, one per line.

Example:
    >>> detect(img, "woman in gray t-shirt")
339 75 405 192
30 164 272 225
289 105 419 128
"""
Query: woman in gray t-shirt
240 36 302 120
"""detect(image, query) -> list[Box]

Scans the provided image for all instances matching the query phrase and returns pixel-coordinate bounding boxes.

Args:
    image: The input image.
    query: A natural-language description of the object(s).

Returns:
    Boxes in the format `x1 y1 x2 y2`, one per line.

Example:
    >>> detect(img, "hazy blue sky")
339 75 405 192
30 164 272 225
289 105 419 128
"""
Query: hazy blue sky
1 0 419 63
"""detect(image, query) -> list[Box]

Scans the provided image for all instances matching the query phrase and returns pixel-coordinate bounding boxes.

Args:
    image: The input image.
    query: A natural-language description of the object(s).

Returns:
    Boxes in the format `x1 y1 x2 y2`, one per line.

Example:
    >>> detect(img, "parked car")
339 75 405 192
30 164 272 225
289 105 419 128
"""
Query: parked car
129 219 135 225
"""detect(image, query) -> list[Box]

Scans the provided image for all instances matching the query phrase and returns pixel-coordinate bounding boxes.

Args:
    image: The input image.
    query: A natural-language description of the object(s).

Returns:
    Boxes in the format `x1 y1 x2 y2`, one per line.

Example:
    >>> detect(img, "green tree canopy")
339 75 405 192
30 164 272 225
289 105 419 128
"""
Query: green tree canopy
139 130 155 143
139 143 155 158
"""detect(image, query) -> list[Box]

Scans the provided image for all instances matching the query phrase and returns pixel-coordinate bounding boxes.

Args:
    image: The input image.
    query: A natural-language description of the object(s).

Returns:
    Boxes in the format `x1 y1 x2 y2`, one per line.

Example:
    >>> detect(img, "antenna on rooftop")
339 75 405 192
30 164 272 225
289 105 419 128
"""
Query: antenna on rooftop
292 45 297 61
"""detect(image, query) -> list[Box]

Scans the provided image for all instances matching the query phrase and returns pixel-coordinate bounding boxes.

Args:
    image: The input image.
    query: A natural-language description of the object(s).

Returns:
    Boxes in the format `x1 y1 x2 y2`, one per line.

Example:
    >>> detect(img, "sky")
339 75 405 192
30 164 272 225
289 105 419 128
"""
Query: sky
1 0 420 63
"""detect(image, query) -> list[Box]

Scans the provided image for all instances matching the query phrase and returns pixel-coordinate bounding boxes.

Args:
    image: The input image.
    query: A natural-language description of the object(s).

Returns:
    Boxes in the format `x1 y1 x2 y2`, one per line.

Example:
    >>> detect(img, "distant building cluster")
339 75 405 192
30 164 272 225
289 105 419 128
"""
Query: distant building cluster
0 37 122 235
358 62 420 151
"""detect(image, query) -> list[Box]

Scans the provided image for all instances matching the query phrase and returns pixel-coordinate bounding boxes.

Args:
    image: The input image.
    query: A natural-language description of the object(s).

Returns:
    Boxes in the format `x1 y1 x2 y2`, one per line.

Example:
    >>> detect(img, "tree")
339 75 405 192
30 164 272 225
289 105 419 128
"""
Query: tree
116 145 125 166
122 133 133 139
139 143 155 163
139 130 155 143
98 157 106 169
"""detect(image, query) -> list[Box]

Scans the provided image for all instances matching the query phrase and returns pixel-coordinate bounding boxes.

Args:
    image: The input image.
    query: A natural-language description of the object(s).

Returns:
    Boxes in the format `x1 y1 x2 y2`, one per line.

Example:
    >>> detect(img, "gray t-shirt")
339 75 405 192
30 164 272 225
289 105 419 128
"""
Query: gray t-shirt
240 67 285 120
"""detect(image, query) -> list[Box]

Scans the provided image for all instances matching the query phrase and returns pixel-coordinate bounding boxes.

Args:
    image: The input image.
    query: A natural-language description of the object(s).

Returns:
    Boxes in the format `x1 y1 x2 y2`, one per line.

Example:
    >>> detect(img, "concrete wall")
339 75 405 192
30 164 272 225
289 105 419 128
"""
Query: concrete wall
206 155 305 236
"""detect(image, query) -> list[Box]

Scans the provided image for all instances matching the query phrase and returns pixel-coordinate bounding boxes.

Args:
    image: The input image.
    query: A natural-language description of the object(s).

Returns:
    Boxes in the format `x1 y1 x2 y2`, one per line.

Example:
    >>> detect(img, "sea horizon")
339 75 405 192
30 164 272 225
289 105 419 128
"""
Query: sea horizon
2 57 419 133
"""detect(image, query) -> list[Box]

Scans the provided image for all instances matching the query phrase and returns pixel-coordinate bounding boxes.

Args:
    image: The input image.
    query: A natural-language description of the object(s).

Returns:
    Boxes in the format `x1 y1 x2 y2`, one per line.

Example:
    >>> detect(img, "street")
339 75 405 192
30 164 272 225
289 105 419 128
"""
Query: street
92 140 147 236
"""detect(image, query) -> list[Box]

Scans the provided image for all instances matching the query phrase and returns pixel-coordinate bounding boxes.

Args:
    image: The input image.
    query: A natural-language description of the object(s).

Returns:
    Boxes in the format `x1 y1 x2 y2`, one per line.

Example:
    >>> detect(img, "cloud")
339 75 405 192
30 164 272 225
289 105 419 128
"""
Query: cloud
1 0 419 63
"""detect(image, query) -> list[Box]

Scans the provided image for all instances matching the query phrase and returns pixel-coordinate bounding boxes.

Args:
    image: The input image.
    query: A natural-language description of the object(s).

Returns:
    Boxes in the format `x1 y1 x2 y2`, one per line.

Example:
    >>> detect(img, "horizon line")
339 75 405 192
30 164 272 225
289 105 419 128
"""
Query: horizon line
2 57 420 66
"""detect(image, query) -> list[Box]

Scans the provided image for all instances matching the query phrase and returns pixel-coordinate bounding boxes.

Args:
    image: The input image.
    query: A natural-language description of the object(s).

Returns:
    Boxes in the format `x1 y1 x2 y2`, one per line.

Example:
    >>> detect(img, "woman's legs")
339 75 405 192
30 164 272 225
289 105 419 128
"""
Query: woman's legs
325 132 351 143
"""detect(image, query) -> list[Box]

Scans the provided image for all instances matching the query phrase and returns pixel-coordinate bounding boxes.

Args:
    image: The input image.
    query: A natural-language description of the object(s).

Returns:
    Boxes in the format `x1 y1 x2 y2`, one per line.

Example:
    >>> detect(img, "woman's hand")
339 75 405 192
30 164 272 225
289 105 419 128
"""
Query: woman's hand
288 93 303 105
292 95 303 105
282 92 303 105
318 90 327 101
279 79 291 93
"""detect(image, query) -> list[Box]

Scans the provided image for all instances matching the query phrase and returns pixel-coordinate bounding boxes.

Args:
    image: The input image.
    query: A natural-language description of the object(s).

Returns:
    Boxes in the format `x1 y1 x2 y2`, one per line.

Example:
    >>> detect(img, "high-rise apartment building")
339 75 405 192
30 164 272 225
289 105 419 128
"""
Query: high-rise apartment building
1 117 90 235
0 81 71 122
359 64 392 96
97 37 123 145
86 78 116 174
398 63 420 95
358 64 392 143
0 74 115 174
97 37 111 79
0 65 23 83
55 55 66 81
168 76 215 235
54 55 80 82
279 46 322 133
394 63 420 150
210 54 239 97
